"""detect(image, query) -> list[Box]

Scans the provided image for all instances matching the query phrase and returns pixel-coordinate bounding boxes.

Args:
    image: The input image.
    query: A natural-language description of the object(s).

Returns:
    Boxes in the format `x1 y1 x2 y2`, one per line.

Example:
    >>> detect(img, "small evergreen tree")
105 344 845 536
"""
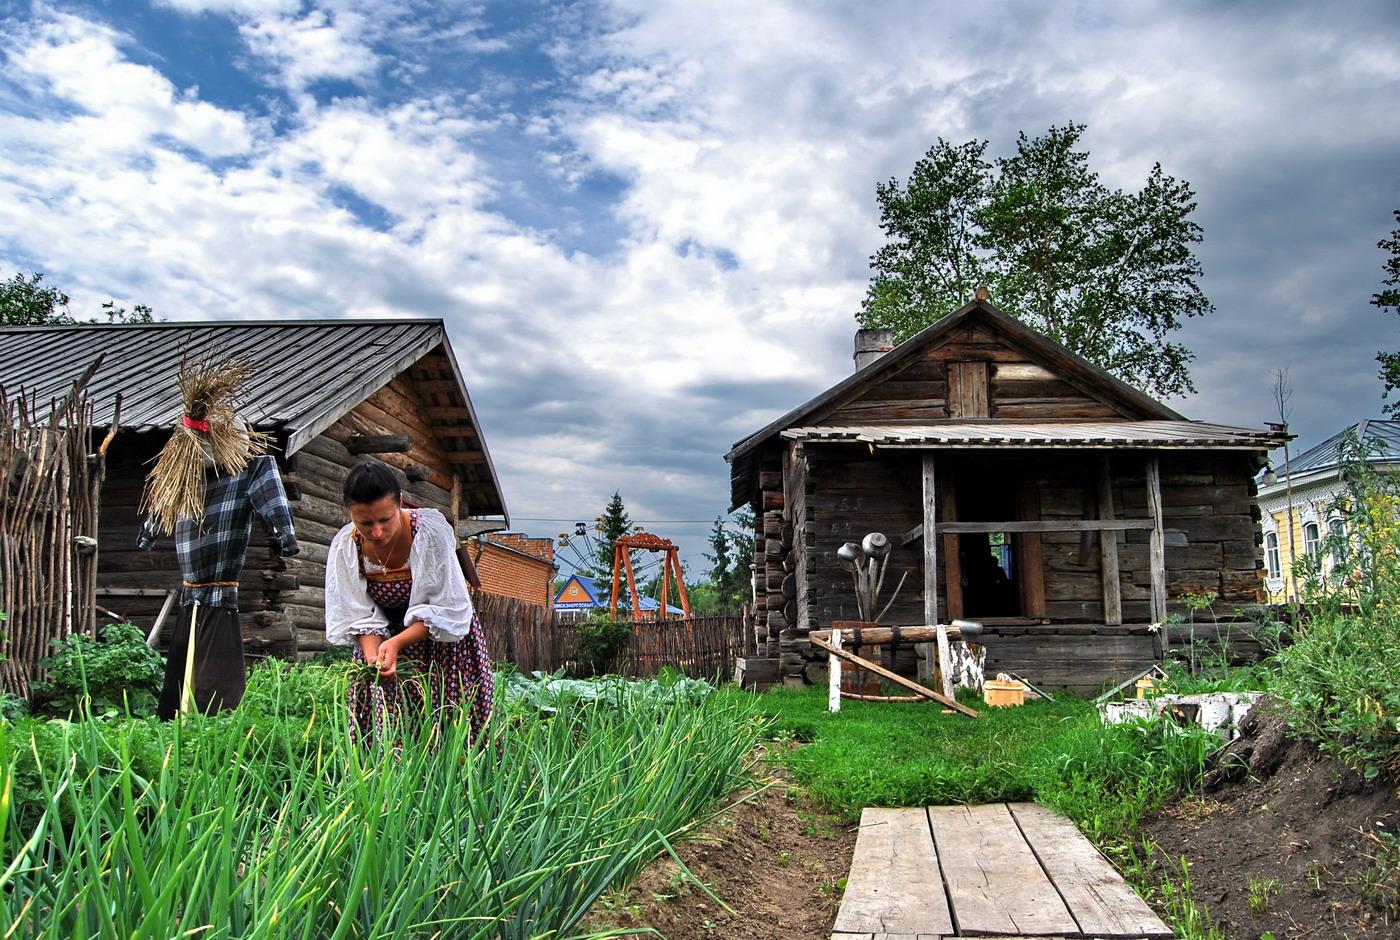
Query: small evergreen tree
589 491 634 605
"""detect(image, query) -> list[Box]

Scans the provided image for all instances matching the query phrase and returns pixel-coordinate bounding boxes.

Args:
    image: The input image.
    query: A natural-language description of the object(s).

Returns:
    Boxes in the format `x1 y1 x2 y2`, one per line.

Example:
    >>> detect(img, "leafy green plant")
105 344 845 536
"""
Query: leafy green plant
1276 431 1400 779
30 622 164 718
574 613 633 676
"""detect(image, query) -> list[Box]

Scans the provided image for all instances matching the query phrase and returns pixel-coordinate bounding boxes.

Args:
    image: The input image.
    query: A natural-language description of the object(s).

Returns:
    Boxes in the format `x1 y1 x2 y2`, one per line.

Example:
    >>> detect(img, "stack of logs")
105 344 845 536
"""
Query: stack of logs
751 462 805 685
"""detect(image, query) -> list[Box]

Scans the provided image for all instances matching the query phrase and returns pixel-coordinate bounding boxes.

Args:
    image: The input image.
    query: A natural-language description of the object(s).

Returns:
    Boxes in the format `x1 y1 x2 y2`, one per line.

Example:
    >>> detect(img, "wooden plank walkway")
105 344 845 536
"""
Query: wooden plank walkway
832 802 1171 940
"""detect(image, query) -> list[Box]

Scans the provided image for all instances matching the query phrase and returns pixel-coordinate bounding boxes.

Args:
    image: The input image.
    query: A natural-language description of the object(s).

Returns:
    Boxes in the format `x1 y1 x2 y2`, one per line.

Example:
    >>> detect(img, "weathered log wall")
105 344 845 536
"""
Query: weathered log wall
763 445 1268 691
277 374 460 655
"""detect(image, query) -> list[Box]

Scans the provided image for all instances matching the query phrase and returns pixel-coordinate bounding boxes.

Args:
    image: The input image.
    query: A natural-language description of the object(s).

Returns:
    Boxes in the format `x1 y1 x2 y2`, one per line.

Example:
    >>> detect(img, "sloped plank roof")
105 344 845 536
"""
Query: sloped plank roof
783 421 1286 449
726 298 1275 510
0 318 507 518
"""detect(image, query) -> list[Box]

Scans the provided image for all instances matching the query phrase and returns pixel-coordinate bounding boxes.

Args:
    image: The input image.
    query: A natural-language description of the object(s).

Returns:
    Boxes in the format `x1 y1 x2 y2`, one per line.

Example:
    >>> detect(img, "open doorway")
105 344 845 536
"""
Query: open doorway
944 460 1044 622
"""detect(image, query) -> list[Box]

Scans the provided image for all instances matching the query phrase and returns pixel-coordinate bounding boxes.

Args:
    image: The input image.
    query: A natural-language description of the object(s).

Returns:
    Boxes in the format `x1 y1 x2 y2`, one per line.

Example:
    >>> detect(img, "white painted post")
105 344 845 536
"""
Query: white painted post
828 627 842 713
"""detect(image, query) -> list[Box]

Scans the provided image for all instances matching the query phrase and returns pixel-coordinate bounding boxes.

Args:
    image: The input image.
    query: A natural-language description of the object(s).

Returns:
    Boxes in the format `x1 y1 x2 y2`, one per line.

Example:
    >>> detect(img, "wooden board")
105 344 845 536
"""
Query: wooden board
811 635 978 717
927 803 1078 937
1009 803 1172 938
833 808 955 937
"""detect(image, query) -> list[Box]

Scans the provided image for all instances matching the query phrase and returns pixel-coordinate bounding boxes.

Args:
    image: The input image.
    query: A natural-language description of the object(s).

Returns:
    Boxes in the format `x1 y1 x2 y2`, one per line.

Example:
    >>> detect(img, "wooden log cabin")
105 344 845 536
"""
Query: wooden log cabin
726 298 1287 693
0 319 508 659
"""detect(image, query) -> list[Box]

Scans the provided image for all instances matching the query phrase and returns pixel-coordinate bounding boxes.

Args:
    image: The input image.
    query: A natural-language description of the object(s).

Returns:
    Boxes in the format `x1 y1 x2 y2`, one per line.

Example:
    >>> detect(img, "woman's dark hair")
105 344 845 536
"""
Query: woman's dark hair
342 462 402 506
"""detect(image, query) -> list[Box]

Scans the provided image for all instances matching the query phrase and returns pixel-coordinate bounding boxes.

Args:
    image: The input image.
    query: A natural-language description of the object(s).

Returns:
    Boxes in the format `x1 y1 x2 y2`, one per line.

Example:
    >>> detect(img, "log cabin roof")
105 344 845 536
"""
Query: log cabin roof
0 318 507 518
782 421 1286 449
726 298 1275 510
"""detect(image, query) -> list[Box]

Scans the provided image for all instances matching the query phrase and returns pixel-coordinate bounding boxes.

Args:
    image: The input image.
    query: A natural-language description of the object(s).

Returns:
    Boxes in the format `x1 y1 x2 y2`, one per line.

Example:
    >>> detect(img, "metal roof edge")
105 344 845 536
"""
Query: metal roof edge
0 317 446 334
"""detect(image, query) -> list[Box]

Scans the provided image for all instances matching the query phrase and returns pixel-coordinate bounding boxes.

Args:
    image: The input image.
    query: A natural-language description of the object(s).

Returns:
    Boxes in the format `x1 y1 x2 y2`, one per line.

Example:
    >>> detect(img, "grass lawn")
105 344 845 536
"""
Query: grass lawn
727 683 1215 847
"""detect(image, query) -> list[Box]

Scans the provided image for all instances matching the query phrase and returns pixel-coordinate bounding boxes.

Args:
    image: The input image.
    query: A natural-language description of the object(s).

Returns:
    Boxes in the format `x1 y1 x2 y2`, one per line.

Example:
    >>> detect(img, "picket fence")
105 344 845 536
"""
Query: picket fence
472 592 745 681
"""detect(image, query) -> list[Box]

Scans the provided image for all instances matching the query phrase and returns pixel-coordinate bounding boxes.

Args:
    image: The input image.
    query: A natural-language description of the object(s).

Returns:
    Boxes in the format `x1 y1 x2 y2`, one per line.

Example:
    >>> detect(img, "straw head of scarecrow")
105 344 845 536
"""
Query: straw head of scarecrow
140 354 272 535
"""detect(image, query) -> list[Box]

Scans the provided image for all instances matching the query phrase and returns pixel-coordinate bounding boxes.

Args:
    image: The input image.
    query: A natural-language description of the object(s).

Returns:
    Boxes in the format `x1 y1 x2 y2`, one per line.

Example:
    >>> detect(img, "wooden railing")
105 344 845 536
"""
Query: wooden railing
472 592 744 681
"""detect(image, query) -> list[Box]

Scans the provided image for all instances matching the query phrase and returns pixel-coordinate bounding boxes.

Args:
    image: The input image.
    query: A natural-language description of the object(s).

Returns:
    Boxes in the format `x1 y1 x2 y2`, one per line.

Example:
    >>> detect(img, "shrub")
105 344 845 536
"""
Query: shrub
574 613 631 675
1276 432 1400 780
30 622 164 718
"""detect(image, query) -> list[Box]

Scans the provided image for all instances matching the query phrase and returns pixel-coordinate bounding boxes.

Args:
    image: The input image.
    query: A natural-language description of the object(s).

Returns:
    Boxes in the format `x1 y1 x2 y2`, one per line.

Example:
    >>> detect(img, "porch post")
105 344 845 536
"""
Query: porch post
1098 455 1123 625
1146 455 1167 623
918 454 940 686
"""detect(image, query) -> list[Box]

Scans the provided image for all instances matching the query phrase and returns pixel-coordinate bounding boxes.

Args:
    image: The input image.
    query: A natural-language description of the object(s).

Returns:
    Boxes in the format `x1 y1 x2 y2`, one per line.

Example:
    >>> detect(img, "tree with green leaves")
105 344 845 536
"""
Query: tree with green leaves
1374 211 1400 416
859 123 1210 398
1 270 155 325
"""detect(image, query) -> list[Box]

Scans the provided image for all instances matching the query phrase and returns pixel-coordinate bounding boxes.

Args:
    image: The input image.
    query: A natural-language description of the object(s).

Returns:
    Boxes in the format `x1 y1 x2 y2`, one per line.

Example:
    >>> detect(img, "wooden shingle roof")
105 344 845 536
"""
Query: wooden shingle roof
0 318 506 518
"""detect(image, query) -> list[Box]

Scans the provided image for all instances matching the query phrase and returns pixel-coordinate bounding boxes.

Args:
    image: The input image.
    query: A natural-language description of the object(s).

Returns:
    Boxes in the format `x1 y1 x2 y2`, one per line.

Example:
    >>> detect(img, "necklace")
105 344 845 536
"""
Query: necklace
363 512 408 567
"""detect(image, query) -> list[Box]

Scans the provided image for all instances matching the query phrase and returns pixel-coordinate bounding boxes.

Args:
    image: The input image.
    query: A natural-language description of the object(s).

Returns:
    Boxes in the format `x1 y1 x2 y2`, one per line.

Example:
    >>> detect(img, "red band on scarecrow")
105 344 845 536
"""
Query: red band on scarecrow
181 414 211 433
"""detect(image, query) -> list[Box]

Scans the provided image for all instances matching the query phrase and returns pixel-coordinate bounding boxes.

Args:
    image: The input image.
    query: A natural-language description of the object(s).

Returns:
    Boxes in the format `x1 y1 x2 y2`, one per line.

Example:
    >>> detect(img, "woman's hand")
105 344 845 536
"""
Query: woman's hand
376 638 400 680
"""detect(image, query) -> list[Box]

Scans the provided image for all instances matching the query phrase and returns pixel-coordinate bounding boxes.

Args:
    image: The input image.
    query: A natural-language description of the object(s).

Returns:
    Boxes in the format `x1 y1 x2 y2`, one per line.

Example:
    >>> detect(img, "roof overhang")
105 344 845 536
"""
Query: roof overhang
783 421 1287 450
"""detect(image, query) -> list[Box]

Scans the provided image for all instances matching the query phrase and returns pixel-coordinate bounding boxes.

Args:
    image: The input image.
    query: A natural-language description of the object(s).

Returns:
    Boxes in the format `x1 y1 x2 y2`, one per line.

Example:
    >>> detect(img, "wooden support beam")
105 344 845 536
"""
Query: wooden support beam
1146 456 1168 622
1098 456 1123 626
904 518 1153 541
920 454 939 687
828 627 842 713
811 634 978 717
941 469 963 621
811 625 978 644
347 433 411 455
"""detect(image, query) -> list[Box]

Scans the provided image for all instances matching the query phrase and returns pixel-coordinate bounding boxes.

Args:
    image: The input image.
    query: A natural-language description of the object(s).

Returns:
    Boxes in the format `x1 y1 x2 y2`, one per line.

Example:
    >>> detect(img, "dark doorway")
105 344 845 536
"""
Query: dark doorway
943 459 1044 622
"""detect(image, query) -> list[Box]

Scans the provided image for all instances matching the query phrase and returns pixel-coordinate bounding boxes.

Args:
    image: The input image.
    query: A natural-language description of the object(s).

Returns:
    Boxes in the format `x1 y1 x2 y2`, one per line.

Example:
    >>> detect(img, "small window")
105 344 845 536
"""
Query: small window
1264 532 1280 580
1328 518 1347 567
1303 522 1322 559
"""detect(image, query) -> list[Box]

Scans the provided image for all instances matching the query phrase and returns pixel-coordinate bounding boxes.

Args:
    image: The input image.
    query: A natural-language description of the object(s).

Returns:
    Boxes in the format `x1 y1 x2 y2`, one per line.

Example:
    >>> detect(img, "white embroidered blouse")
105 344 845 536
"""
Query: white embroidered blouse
324 507 475 646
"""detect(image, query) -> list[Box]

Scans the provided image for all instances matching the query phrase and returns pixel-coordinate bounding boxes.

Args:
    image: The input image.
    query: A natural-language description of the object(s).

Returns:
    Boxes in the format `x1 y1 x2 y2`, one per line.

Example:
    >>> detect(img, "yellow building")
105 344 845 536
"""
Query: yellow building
1256 419 1399 602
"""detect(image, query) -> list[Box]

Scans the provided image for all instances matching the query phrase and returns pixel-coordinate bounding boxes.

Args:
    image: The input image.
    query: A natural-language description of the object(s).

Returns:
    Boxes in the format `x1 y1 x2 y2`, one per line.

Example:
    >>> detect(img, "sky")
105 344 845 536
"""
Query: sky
1 0 1398 575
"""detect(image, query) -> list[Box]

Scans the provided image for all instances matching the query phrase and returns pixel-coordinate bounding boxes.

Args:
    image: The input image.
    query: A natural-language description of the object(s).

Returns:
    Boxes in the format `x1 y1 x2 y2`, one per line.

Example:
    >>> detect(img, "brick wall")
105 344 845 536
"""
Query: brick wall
473 534 556 608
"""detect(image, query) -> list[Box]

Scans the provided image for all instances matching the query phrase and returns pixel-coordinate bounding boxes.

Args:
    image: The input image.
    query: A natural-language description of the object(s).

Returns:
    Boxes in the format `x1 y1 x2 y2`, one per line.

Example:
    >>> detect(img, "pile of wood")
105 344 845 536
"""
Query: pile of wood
0 362 109 695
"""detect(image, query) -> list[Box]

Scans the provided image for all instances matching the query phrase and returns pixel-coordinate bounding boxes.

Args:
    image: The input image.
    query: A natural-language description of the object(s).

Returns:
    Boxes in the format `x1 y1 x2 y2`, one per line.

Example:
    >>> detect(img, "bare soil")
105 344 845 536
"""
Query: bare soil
583 744 857 939
1141 699 1400 939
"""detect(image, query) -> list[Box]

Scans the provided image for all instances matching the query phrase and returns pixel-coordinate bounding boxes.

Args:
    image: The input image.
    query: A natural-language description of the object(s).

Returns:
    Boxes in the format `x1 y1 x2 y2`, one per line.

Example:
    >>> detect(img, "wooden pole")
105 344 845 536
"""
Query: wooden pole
624 549 642 621
1098 455 1123 625
671 550 692 618
1146 456 1167 623
827 626 842 713
610 544 623 616
812 634 978 717
919 454 939 687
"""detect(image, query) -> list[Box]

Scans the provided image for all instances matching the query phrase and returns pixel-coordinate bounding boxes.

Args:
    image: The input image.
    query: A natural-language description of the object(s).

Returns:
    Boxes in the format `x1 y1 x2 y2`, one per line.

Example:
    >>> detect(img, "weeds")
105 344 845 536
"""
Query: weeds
1359 829 1400 918
1247 875 1280 914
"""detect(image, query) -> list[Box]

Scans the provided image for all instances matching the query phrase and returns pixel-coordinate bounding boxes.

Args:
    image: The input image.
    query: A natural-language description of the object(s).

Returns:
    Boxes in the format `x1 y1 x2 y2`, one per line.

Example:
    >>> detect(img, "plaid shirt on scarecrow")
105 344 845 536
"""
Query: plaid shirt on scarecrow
138 455 299 609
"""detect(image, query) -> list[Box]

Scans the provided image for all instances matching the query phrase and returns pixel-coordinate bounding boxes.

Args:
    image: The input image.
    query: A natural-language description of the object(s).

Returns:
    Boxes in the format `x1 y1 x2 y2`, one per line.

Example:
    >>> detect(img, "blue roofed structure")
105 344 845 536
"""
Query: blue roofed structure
553 573 684 616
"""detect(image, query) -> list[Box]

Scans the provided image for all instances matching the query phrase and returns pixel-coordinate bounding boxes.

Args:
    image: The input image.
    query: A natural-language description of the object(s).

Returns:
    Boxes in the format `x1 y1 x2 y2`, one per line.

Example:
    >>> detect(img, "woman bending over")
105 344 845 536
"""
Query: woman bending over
325 462 493 745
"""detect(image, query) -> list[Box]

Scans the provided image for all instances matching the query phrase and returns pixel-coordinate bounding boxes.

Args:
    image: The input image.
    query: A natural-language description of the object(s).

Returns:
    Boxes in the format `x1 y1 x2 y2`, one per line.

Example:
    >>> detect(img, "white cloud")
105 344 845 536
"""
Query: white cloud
5 13 253 158
239 9 379 90
2 1 1399 560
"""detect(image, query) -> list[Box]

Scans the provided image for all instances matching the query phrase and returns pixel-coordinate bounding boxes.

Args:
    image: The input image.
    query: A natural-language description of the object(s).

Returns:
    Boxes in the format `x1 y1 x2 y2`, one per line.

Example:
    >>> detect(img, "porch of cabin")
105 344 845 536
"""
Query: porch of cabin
782 439 1267 693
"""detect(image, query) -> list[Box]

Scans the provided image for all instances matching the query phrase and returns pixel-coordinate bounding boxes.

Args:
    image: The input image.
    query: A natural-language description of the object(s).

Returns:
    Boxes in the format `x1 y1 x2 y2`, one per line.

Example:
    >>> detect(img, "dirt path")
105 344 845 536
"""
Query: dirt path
584 745 857 939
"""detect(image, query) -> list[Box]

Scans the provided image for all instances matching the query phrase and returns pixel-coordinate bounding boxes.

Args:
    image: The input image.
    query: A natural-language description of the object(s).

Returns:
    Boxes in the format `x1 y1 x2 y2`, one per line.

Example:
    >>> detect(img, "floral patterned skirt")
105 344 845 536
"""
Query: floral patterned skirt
348 613 494 747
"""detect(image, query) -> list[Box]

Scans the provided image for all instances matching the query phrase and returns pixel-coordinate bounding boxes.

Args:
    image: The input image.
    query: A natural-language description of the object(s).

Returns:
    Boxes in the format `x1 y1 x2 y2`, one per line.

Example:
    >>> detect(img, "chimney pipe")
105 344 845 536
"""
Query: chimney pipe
854 329 894 371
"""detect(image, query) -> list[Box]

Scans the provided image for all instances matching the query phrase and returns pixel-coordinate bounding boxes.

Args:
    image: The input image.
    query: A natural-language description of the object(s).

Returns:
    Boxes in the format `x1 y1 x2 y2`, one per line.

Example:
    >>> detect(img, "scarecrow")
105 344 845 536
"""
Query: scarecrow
138 355 299 719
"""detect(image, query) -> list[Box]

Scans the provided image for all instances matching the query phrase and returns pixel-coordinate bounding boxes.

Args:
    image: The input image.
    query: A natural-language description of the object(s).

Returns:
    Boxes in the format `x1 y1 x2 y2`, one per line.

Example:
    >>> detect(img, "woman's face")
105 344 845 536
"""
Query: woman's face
348 493 403 546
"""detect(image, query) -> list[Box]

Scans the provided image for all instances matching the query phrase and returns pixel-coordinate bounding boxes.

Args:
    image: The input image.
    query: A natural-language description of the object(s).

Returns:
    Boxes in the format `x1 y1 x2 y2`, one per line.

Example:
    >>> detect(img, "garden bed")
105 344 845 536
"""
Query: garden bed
583 747 856 939
1140 699 1399 938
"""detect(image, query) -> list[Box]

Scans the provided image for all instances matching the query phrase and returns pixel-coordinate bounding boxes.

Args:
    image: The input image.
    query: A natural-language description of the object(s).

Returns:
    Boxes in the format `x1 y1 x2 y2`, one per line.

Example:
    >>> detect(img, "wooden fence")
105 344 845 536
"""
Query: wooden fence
0 363 111 695
473 592 745 680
